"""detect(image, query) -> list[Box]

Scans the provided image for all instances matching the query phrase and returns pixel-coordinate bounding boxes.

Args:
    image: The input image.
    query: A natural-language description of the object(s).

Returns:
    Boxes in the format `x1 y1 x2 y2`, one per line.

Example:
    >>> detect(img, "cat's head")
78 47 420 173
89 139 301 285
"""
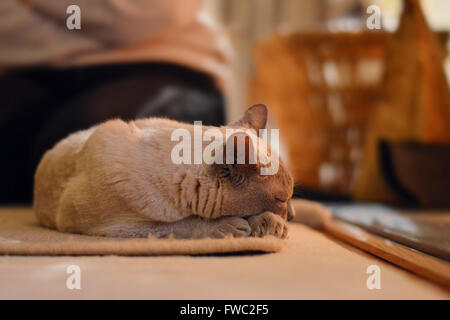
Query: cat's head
213 104 295 221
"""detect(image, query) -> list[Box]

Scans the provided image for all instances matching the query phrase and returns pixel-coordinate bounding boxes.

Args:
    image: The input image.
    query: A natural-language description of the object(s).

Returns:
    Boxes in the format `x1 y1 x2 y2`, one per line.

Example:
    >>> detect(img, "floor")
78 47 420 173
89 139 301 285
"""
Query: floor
0 221 448 299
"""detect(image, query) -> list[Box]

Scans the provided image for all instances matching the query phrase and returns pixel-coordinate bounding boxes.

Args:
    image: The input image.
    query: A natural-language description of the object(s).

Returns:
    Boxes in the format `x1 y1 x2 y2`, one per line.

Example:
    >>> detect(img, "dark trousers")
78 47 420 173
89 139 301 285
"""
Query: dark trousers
0 63 225 204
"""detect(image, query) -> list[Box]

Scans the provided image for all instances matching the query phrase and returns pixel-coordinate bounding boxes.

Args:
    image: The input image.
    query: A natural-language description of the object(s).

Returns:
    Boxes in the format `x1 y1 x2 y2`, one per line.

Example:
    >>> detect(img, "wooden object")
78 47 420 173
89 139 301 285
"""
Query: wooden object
251 31 388 194
353 0 450 203
293 199 450 287
325 218 450 288
251 0 450 201
329 203 450 261
381 141 450 206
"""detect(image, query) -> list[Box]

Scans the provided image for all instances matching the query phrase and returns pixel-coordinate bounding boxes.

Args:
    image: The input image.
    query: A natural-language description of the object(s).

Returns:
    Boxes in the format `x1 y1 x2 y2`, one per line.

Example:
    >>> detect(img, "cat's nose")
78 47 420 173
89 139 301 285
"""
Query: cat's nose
287 200 295 221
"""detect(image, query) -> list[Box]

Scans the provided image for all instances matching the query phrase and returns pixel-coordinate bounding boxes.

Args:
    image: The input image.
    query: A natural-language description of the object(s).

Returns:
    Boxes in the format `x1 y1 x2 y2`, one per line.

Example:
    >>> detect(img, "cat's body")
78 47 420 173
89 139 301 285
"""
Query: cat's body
33 105 295 238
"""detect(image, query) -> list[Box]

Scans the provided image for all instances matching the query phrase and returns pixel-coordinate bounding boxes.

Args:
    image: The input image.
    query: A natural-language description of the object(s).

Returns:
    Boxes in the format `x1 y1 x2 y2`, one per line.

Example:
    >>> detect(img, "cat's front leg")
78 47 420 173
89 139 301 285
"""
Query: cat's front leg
248 211 288 239
175 216 251 239
206 216 251 239
90 216 251 239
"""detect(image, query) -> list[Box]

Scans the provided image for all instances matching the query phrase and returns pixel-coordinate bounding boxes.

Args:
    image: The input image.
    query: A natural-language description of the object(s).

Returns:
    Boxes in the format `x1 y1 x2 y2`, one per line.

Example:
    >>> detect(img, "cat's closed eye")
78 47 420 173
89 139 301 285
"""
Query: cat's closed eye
274 196 289 203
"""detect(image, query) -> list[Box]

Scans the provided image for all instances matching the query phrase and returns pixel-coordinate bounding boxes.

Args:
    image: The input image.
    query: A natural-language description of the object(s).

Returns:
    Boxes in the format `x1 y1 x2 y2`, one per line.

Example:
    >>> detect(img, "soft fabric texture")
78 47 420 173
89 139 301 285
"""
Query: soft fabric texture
0 208 284 255
0 0 232 90
0 63 225 204
0 207 448 299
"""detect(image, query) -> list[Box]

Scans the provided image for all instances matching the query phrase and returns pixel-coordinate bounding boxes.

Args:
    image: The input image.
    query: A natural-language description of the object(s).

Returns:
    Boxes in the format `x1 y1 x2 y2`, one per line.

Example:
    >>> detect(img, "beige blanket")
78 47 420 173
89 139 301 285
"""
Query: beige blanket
0 208 283 255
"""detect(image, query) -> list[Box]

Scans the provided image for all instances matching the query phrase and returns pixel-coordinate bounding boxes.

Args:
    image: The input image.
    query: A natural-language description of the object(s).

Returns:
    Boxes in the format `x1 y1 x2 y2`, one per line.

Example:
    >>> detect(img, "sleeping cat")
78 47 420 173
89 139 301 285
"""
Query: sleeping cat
33 104 295 239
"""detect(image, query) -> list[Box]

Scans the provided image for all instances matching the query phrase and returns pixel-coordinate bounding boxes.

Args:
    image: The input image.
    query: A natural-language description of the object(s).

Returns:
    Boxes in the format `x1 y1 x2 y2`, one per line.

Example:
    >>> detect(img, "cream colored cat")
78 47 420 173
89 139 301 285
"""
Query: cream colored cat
33 104 295 239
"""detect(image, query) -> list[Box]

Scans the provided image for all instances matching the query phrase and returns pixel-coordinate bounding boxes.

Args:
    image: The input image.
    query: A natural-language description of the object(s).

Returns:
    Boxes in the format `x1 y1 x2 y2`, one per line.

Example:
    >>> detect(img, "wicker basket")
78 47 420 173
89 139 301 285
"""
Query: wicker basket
250 31 388 195
251 0 450 202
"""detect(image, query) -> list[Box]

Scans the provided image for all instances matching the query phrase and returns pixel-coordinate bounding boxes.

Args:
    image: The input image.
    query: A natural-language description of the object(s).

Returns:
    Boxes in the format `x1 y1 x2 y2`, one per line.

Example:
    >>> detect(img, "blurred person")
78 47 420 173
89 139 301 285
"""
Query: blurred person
0 0 232 203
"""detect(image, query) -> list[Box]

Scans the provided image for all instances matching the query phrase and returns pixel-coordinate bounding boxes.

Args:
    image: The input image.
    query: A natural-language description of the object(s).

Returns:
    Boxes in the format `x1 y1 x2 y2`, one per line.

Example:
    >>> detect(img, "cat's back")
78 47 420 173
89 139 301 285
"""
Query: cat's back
33 127 96 228
33 117 193 228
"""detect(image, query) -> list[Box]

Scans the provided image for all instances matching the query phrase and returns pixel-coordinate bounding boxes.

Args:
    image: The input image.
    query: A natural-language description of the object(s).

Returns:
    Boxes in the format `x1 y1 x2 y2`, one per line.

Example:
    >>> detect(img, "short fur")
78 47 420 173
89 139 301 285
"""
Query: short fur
33 104 295 238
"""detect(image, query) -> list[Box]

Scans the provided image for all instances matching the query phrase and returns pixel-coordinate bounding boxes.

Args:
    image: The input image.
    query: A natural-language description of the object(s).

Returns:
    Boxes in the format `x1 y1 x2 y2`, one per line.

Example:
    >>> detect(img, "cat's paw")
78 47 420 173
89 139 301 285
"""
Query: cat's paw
248 211 288 239
209 217 251 238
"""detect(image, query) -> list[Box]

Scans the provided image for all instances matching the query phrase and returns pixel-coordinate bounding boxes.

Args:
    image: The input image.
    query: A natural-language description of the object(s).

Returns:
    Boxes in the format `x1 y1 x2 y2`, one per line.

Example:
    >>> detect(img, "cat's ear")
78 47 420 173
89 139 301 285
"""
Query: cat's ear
231 104 267 135
214 132 260 185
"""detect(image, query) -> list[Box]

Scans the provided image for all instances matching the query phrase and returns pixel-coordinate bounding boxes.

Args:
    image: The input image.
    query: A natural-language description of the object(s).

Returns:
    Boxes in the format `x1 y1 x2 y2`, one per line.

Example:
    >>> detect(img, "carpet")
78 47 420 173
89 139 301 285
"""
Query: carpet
1 208 449 299
0 208 284 256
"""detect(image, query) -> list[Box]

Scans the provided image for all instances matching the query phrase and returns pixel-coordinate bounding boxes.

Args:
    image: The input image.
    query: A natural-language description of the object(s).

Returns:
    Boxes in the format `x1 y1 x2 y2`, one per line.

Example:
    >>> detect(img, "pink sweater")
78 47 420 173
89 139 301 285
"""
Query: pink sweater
0 0 232 90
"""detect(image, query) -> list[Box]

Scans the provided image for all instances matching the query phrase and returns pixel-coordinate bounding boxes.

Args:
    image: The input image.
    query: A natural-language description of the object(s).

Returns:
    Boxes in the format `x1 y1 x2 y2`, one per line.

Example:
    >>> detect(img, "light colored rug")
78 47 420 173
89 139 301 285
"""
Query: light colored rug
0 208 284 255
1 207 448 299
